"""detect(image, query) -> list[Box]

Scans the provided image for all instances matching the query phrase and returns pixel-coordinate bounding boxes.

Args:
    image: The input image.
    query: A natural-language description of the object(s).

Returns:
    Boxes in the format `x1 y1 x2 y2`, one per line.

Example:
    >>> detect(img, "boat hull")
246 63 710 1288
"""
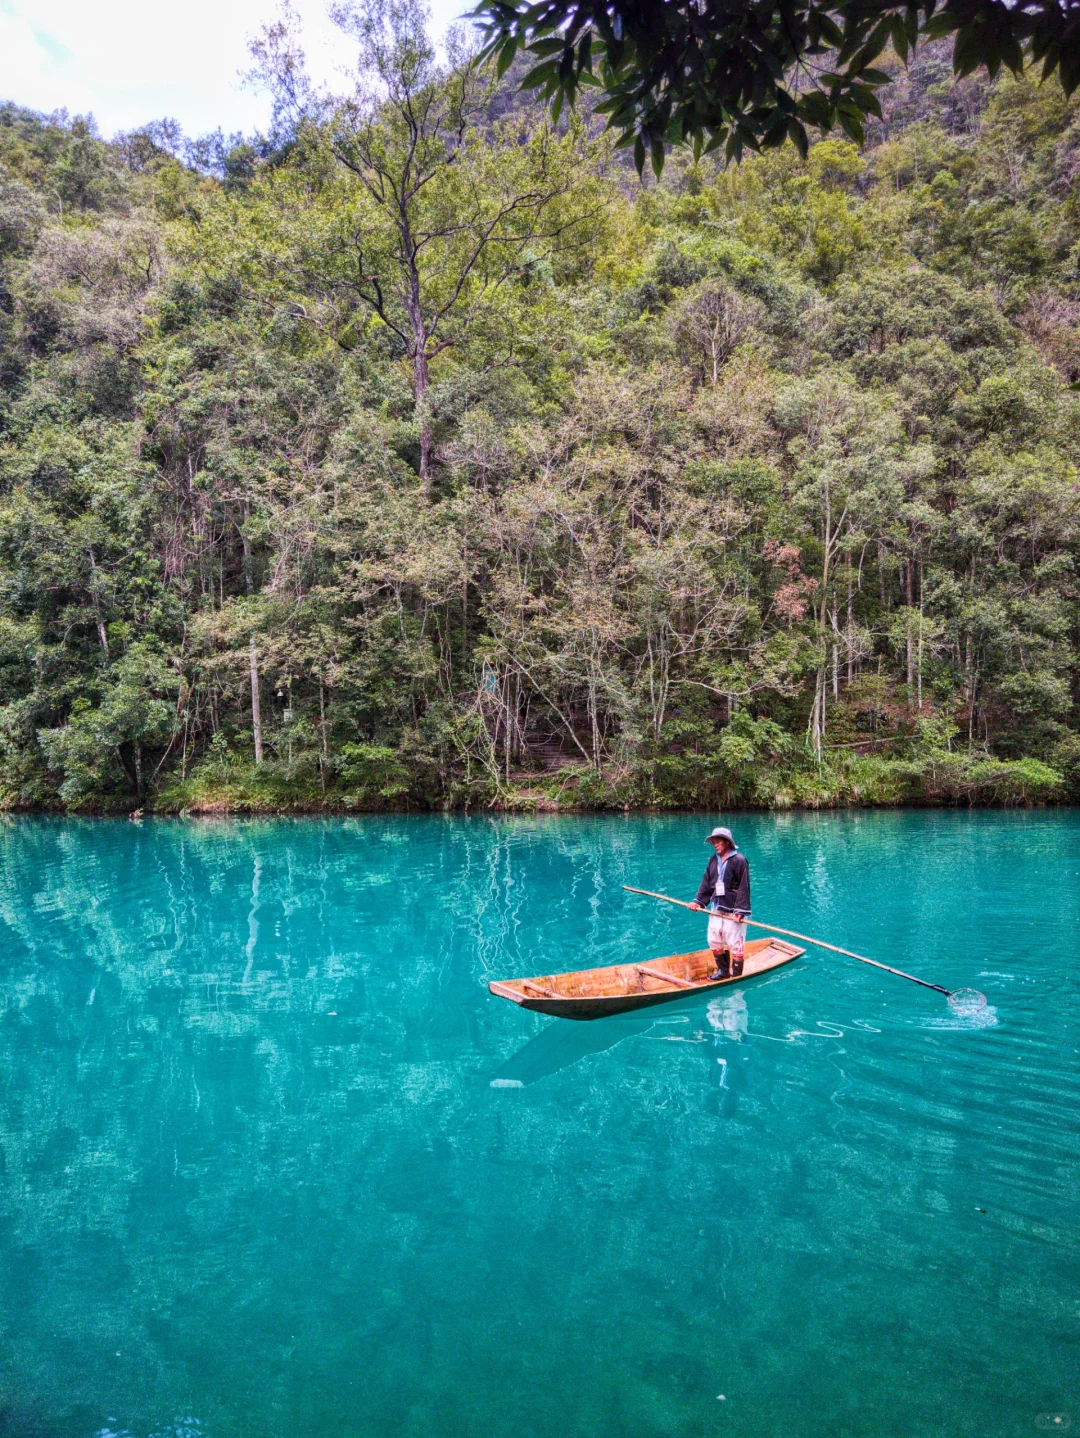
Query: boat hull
488 937 802 1020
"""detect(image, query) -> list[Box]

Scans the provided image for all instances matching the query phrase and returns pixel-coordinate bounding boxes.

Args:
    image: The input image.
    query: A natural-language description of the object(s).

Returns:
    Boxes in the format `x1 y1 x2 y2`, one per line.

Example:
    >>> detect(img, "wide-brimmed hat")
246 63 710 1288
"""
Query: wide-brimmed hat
705 826 734 844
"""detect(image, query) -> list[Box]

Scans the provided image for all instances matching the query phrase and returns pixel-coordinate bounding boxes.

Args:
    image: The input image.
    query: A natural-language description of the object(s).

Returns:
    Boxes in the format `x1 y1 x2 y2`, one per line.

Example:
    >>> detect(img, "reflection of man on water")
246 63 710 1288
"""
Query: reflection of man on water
689 826 751 979
707 991 748 1041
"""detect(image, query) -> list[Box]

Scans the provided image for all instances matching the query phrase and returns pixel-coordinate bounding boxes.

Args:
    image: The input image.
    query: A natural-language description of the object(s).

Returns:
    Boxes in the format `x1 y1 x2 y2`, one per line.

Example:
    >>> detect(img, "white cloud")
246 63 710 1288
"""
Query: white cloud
0 0 471 138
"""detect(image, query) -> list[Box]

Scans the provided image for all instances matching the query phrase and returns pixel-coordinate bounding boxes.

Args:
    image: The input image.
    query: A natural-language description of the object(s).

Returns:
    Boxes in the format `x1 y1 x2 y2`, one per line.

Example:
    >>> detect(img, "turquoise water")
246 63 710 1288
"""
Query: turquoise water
0 811 1078 1438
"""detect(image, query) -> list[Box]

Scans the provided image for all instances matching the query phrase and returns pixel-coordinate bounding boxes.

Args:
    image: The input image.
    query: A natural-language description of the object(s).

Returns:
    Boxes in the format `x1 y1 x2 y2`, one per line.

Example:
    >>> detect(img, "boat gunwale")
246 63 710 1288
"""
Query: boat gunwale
489 937 803 1014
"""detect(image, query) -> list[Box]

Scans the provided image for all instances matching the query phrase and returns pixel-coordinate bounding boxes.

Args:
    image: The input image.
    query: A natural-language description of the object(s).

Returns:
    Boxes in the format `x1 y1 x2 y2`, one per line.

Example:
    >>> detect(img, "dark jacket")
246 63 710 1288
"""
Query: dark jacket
694 849 751 916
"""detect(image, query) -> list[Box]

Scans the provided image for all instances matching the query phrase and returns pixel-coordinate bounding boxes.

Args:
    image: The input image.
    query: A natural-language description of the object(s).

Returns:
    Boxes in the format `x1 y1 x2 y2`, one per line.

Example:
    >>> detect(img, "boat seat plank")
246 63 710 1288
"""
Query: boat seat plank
636 964 695 989
521 979 561 999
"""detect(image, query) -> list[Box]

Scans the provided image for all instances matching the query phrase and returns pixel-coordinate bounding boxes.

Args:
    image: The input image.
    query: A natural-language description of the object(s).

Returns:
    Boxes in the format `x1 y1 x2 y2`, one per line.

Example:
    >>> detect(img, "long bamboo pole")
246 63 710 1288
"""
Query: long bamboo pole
622 886 953 998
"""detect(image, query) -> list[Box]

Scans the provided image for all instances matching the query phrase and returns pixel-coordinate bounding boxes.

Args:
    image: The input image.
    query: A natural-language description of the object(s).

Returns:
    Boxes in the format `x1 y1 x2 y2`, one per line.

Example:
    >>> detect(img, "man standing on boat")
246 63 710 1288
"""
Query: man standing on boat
689 827 751 979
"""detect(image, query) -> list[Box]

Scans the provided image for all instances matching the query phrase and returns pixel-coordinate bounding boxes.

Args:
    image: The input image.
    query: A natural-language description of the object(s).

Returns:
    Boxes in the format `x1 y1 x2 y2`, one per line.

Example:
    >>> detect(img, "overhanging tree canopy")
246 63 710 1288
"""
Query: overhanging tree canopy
473 0 1080 169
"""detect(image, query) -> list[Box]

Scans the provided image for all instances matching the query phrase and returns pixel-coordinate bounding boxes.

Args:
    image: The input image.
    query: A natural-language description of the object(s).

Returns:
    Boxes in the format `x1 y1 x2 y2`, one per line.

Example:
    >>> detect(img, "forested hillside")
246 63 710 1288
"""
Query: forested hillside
0 16 1078 813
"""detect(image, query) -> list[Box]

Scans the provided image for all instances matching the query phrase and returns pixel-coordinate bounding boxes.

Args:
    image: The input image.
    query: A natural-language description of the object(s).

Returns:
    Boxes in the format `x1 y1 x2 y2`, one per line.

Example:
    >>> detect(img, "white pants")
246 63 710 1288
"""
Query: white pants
707 912 746 960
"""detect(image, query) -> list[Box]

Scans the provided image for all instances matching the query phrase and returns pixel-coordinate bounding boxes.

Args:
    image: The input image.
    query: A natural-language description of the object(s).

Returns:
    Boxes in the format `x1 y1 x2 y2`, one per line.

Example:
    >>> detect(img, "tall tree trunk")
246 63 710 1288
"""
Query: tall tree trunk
250 635 263 765
905 555 915 690
832 615 839 700
461 543 468 680
917 560 924 710
240 502 253 594
88 548 109 658
413 344 432 482
588 637 603 774
319 679 328 793
406 274 433 484
809 666 826 761
811 513 833 762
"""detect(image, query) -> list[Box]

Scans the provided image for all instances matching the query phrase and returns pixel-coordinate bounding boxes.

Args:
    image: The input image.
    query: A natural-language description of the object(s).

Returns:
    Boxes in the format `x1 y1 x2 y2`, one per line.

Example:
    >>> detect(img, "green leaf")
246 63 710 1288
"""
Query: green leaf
923 13 958 41
526 37 567 57
952 26 987 79
835 103 865 145
1060 48 1080 94
495 37 519 78
798 90 834 127
854 18 892 68
851 83 883 120
816 14 844 47
519 58 560 89
577 30 592 77
890 17 910 64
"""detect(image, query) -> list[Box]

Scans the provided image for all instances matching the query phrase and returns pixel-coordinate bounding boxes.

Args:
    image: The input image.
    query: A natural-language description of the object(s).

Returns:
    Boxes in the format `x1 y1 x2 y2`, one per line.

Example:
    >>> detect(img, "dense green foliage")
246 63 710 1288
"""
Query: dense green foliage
477 0 1080 170
0 30 1078 813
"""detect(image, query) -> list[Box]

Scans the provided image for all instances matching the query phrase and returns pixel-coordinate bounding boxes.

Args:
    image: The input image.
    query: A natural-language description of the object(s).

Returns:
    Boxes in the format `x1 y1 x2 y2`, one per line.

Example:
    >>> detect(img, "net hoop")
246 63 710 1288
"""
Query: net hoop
947 988 987 1015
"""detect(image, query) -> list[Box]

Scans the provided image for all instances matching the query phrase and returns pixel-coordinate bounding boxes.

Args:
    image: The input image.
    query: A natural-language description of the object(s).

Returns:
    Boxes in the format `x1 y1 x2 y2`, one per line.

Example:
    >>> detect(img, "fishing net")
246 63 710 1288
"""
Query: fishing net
947 988 987 1015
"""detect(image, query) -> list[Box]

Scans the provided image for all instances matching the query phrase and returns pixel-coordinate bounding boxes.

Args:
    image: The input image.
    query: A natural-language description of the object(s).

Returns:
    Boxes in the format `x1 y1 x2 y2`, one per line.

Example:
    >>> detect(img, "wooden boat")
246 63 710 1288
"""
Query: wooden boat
488 936 803 1020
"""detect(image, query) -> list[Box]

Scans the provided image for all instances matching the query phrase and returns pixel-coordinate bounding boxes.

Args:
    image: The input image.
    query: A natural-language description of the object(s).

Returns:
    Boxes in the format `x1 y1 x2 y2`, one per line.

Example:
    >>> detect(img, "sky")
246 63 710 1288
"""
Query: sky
0 0 469 139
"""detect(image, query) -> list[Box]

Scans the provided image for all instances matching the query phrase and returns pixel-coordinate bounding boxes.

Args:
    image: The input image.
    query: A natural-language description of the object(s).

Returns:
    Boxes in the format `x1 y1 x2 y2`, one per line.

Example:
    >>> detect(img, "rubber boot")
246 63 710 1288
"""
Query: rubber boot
707 950 731 980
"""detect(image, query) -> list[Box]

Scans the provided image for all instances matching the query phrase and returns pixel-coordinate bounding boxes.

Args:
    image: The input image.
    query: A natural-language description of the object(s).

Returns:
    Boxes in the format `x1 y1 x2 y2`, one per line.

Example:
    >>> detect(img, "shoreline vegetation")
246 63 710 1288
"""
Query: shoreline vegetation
1 4 1079 818
145 730 1069 814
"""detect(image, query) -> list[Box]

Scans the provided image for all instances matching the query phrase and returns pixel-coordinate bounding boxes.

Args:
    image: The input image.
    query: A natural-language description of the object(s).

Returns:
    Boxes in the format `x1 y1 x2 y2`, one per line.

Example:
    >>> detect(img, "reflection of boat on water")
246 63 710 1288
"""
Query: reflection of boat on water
489 1012 663 1087
489 990 755 1087
488 938 803 1020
